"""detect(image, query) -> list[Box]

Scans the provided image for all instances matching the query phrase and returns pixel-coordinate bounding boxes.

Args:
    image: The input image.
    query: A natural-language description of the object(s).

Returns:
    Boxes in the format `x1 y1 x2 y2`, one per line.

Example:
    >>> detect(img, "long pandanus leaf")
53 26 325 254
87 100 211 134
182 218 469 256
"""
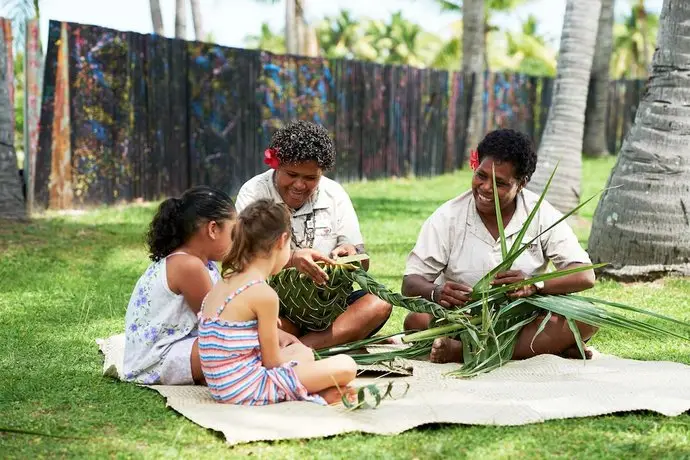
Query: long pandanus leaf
484 263 608 297
570 295 690 329
507 163 559 258
401 317 482 343
472 189 605 297
530 311 552 352
492 164 508 260
526 296 690 341
566 317 587 361
316 331 404 358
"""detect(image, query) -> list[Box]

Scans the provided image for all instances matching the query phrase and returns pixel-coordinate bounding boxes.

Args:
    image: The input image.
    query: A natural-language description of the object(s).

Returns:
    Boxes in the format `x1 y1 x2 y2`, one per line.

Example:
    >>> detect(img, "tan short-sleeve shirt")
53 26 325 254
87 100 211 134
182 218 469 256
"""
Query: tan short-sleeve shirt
404 189 591 286
236 170 364 256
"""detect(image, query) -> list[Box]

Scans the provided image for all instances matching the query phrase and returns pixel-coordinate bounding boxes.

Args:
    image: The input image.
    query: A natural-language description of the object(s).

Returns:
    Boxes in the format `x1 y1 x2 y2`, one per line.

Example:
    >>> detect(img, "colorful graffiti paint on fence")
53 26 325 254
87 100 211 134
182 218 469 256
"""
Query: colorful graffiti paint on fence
34 20 644 209
24 19 43 213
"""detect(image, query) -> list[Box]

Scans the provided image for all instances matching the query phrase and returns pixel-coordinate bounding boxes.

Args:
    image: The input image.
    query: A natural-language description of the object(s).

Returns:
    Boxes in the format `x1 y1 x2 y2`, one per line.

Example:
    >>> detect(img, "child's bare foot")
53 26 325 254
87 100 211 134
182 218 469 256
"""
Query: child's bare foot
559 344 593 360
319 385 357 405
430 338 462 363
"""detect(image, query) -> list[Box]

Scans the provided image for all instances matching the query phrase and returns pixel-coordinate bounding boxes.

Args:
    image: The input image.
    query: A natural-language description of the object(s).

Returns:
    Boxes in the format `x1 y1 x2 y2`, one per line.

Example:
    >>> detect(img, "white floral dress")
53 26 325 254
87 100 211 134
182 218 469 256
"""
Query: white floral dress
123 253 221 384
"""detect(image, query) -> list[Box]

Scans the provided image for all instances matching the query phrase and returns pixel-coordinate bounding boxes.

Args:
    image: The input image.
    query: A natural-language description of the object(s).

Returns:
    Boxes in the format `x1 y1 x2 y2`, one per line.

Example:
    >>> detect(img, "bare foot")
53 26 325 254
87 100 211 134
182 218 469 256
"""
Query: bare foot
381 335 404 345
559 344 593 360
429 338 462 363
319 385 357 405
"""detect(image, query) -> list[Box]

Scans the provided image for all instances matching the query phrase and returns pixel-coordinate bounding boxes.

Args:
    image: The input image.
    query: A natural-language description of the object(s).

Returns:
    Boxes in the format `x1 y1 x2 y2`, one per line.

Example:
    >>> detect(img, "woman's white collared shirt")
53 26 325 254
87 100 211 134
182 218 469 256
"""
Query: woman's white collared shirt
404 189 591 287
236 170 364 256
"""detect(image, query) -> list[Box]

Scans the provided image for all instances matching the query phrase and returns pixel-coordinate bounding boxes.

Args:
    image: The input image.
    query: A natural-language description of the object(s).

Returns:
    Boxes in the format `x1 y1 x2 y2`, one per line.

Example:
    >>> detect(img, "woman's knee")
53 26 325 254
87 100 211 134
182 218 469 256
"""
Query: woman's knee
578 322 598 341
366 297 392 322
404 312 431 331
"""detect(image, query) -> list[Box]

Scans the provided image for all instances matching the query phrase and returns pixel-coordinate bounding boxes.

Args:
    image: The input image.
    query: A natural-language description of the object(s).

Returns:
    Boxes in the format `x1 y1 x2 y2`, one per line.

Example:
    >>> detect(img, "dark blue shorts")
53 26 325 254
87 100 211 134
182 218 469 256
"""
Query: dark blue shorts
345 289 391 337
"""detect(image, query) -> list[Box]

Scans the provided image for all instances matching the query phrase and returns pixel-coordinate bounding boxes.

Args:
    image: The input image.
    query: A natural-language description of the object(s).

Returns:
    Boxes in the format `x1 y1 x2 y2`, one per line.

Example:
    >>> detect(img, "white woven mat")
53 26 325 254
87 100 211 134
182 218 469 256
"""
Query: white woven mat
97 334 690 446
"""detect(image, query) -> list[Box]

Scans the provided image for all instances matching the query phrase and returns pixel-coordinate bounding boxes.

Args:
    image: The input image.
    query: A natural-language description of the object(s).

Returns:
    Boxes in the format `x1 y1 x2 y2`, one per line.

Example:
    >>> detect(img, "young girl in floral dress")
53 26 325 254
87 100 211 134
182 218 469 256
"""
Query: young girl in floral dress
123 186 236 385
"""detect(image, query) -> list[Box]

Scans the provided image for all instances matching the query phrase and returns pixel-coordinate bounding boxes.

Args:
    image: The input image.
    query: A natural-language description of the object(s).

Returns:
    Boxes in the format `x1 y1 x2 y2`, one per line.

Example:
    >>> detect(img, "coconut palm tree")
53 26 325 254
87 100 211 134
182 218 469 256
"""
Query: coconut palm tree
501 15 557 76
588 0 690 280
175 0 186 38
527 0 602 213
611 3 659 78
149 0 164 35
433 0 532 70
255 0 308 55
315 10 375 60
366 12 430 67
244 22 286 54
190 0 203 40
583 0 615 158
462 0 485 159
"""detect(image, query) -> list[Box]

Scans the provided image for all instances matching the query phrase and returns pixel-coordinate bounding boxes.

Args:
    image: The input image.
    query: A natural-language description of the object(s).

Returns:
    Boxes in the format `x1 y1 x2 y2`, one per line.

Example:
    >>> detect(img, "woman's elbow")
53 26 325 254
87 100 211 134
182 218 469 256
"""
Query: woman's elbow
401 275 414 297
582 269 596 289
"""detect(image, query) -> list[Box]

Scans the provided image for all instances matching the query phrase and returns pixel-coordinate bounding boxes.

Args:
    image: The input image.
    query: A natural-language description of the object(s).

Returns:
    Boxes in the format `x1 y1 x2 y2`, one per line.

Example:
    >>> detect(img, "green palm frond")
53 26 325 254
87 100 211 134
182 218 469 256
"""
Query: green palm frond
269 261 450 332
308 165 690 378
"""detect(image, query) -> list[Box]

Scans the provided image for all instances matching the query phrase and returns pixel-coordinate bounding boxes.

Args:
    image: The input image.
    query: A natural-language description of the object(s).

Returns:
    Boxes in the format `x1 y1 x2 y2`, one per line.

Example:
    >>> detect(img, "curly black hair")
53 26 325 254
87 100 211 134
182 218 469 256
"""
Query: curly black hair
269 120 336 171
146 186 236 261
476 128 537 182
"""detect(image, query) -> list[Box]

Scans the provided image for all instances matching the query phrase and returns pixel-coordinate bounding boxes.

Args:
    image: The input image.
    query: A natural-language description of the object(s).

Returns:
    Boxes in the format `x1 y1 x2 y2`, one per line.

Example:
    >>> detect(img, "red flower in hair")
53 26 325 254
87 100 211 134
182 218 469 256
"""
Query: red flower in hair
264 147 280 169
469 149 480 171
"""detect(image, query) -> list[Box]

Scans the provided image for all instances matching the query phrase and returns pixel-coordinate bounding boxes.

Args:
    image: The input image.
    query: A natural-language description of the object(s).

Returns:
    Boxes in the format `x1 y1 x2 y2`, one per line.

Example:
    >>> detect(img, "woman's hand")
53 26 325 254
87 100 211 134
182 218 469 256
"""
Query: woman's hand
434 281 473 308
492 270 537 299
290 248 336 285
330 244 357 259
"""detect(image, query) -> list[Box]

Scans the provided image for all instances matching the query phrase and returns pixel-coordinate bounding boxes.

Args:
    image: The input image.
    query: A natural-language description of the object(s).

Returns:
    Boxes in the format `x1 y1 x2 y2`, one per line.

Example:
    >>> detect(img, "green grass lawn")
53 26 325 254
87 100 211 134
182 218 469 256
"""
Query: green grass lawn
2 156 690 459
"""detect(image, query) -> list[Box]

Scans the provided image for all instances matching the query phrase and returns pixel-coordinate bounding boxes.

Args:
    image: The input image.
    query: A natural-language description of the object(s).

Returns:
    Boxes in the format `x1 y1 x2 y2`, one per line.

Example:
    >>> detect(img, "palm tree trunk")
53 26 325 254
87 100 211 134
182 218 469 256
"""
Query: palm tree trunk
527 0 602 213
583 0 614 157
149 0 164 35
285 0 298 54
295 0 307 55
0 30 26 219
174 0 186 39
588 0 690 280
637 1 650 76
190 0 204 40
462 0 485 159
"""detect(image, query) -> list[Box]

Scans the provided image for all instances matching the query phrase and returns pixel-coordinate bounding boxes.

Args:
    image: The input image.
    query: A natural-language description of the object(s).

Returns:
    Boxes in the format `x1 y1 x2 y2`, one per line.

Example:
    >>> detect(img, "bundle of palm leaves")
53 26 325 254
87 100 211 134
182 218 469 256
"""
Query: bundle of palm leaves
276 167 690 377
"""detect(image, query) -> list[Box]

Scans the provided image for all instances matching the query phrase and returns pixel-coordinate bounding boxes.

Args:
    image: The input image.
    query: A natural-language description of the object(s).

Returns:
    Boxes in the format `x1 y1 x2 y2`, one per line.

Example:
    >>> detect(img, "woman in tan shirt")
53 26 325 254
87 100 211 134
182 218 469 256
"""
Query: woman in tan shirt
236 121 392 349
402 129 596 363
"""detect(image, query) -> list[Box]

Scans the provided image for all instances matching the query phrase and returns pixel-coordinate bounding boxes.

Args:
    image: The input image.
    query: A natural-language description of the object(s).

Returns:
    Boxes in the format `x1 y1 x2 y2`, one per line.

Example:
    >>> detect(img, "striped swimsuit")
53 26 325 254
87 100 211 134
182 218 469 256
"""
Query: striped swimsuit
197 279 327 406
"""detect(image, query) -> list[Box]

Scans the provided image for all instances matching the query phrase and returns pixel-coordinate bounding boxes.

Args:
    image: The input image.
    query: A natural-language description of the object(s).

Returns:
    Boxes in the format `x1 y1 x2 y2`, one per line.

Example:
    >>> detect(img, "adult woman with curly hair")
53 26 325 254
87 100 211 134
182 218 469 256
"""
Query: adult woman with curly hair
402 128 596 363
236 120 392 349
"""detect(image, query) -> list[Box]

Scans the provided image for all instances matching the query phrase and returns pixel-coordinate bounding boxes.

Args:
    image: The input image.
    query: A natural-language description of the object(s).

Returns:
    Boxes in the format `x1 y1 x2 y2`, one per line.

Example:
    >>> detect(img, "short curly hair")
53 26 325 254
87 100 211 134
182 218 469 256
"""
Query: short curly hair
476 129 537 182
269 120 336 171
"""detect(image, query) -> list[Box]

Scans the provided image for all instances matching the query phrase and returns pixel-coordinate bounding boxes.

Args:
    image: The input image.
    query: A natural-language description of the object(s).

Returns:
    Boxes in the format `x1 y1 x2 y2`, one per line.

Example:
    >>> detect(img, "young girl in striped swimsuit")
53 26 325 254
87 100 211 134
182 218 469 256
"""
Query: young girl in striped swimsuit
198 198 357 406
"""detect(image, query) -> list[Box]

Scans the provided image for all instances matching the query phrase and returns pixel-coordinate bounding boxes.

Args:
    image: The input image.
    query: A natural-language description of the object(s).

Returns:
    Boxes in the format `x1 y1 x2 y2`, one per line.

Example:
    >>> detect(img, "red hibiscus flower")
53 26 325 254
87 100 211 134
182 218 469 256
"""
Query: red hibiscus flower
469 149 480 171
264 147 280 169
